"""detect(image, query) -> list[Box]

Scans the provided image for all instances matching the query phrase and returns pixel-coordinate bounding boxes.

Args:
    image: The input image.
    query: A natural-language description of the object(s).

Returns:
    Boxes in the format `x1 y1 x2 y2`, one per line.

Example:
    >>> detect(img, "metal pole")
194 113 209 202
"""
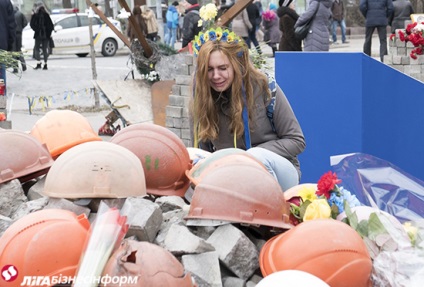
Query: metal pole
88 7 100 108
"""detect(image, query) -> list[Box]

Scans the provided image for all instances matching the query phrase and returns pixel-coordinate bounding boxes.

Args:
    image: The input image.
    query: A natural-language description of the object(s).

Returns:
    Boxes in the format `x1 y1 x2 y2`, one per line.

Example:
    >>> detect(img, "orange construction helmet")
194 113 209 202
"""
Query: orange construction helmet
259 219 372 287
186 148 267 186
42 141 147 198
185 162 292 229
0 130 54 184
30 109 102 158
101 239 195 287
0 209 90 287
186 147 211 164
110 123 191 197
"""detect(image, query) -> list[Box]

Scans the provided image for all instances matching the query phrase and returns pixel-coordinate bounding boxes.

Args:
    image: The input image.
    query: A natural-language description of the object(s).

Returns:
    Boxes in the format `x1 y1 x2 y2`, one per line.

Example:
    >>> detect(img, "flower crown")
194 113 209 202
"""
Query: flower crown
193 27 242 56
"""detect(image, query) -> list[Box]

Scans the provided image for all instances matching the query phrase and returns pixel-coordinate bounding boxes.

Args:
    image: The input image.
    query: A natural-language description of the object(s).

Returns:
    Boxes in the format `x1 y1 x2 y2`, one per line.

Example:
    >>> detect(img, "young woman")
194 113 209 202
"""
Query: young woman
191 27 306 191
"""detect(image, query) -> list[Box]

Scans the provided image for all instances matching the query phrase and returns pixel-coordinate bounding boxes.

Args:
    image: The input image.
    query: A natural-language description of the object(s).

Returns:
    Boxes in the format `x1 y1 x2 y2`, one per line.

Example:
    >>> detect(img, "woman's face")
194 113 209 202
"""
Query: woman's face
208 50 234 92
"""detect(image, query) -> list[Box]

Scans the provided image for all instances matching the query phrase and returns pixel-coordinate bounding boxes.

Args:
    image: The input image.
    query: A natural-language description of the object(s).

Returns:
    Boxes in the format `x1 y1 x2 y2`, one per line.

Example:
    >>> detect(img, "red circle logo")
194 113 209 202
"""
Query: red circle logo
1 265 18 282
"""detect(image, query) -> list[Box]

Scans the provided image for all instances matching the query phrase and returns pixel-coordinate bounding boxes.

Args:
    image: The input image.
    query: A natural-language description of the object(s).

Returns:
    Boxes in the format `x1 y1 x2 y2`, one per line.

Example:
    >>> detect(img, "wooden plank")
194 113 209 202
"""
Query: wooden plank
117 0 152 58
151 80 175 126
94 79 153 125
218 0 253 27
86 0 131 48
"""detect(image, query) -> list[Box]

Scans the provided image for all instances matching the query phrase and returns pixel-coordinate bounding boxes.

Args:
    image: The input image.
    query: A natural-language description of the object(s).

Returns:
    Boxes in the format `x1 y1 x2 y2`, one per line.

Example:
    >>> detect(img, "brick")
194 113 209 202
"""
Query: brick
181 85 191 96
184 54 194 65
400 56 410 65
168 94 186 107
167 127 181 138
176 64 190 76
166 106 183 117
175 75 192 86
172 84 181 95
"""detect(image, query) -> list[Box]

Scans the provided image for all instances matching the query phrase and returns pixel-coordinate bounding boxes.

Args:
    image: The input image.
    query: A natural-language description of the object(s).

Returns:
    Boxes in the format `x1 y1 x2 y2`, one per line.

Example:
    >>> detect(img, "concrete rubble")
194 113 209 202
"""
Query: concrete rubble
0 177 279 287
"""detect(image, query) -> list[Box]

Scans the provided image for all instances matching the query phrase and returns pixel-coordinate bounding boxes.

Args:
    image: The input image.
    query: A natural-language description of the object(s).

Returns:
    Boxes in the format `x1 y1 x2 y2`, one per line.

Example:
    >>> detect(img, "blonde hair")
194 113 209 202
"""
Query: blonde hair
192 39 270 143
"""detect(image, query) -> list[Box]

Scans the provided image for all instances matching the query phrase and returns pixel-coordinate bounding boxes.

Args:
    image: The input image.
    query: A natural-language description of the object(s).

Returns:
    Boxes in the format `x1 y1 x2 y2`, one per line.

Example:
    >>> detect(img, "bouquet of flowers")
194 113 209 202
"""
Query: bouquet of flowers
287 171 361 225
198 3 218 31
140 70 160 83
396 21 424 59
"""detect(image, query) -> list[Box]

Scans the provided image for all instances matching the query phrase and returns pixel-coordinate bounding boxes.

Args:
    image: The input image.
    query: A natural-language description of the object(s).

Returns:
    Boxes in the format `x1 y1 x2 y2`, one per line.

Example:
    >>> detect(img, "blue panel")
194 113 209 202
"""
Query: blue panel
361 56 424 179
274 52 424 182
275 52 364 182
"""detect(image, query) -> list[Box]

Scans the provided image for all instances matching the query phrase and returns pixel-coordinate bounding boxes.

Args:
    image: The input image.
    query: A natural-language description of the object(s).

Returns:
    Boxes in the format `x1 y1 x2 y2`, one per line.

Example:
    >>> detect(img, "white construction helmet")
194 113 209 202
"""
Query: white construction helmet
256 270 330 287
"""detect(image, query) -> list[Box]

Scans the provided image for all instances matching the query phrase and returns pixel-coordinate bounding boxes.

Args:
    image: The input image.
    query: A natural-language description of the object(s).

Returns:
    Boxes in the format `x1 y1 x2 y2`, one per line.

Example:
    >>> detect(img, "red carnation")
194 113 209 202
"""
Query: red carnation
316 171 341 199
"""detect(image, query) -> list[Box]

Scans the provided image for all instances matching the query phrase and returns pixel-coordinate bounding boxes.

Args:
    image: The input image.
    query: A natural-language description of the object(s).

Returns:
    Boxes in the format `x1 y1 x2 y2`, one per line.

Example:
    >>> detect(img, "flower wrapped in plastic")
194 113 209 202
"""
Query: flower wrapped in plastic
198 3 218 29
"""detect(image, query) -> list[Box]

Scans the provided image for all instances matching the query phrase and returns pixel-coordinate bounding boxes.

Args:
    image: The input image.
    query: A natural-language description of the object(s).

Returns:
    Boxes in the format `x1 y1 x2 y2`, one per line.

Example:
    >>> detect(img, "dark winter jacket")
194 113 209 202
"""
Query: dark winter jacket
359 0 394 27
182 4 201 48
277 6 301 51
0 0 16 51
388 0 414 32
331 0 344 22
246 2 261 30
14 6 28 34
30 7 54 40
295 0 332 51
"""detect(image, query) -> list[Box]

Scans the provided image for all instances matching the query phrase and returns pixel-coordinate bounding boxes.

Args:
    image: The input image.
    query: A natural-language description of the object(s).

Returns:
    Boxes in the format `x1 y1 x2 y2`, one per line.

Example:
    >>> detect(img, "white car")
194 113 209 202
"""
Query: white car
22 13 126 57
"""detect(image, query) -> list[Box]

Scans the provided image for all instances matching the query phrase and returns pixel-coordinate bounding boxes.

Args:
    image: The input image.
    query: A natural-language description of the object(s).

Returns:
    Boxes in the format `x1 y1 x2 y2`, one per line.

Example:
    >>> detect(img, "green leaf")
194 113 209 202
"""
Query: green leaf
356 220 369 237
367 213 388 241
299 200 311 220
344 202 358 230
330 204 339 219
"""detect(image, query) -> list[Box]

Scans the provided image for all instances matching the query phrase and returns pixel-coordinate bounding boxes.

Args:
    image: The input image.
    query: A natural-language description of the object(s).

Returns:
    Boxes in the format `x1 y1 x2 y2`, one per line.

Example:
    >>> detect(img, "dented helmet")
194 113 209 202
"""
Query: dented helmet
259 219 372 287
30 109 102 158
101 239 195 287
43 141 146 198
110 123 191 197
186 148 266 186
0 209 90 287
186 162 292 229
0 130 54 184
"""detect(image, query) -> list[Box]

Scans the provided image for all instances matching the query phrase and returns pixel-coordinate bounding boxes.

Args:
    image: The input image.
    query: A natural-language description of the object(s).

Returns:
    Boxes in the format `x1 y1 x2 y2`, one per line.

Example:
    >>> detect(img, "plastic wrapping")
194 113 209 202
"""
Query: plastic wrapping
73 202 128 287
330 153 424 223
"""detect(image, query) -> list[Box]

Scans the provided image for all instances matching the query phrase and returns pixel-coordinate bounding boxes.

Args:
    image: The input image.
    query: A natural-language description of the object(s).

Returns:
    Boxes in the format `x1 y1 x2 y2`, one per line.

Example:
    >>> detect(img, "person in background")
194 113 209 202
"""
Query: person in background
389 0 414 33
30 5 54 70
261 3 281 57
277 0 301 51
127 6 148 42
0 0 16 95
360 0 394 62
13 5 28 72
231 0 252 44
141 5 159 42
294 0 332 51
331 0 349 44
165 1 179 49
182 0 201 48
246 1 262 54
190 27 306 191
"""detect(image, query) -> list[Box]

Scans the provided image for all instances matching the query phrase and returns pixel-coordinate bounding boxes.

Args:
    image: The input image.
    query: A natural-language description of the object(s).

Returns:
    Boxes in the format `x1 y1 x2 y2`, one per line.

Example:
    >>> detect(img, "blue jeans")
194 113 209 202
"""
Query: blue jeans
332 19 346 43
165 27 177 49
247 147 299 192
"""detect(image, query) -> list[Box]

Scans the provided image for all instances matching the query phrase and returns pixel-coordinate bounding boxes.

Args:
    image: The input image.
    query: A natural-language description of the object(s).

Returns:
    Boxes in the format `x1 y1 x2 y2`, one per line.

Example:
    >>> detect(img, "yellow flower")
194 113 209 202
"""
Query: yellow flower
198 19 203 27
303 199 331 221
200 3 218 22
403 221 418 245
298 186 317 202
227 32 236 43
215 27 223 41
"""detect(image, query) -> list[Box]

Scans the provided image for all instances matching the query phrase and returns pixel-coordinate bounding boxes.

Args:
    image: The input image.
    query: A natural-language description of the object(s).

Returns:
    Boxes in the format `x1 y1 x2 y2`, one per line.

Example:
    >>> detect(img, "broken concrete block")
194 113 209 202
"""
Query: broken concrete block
122 197 163 242
154 209 187 247
182 251 223 287
222 276 246 287
27 176 47 201
189 225 217 240
155 195 188 213
0 179 27 217
44 198 91 218
207 224 259 280
11 197 49 220
0 214 12 237
88 198 126 212
164 224 215 255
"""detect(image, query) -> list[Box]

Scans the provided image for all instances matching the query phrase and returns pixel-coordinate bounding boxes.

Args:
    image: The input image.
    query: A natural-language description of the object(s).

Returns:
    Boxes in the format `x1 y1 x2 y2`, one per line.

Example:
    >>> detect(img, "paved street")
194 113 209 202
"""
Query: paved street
4 34 381 133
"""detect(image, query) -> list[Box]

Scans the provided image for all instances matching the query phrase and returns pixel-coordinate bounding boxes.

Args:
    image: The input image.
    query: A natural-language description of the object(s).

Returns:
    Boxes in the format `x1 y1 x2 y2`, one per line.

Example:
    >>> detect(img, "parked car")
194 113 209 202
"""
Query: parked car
22 13 125 57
